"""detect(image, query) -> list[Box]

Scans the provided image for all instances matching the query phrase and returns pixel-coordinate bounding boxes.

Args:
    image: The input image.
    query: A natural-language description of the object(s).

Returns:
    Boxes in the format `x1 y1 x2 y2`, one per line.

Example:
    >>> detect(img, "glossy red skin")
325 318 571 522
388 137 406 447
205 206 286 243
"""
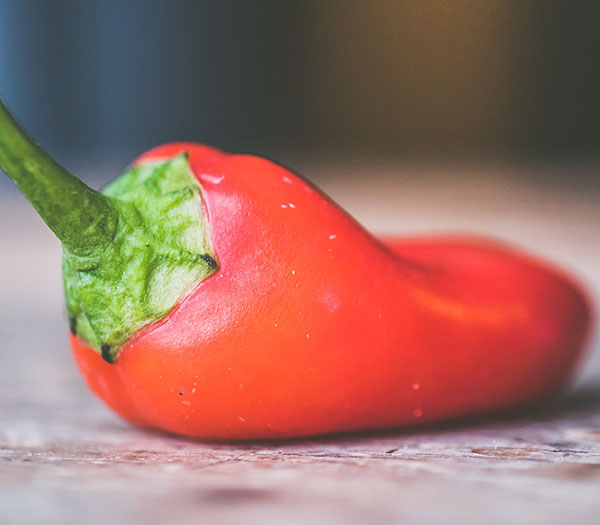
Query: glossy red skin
71 143 592 440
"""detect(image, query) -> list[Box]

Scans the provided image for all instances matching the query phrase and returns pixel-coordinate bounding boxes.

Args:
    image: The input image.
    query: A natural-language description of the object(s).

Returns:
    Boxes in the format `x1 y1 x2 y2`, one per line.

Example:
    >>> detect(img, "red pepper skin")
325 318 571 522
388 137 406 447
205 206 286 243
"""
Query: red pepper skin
71 143 592 439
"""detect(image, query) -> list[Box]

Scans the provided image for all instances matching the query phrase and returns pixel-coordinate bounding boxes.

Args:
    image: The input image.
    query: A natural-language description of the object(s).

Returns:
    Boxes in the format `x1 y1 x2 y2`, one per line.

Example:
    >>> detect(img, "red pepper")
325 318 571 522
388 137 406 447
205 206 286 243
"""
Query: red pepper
0 103 592 440
74 146 591 439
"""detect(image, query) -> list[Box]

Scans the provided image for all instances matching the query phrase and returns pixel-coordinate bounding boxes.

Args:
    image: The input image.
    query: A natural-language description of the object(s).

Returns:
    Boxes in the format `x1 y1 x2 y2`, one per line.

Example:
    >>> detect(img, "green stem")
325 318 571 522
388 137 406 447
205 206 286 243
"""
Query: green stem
0 98 118 249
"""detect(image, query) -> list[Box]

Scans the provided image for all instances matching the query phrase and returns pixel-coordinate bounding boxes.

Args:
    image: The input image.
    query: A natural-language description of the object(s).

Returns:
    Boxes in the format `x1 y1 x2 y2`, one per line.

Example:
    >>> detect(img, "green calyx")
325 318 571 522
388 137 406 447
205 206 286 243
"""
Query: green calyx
0 98 218 363
64 154 218 362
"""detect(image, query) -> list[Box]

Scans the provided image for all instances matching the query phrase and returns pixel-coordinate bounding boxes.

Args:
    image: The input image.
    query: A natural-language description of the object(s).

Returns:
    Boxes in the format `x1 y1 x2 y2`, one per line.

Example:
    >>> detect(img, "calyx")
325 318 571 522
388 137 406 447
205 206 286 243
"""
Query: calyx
64 154 218 362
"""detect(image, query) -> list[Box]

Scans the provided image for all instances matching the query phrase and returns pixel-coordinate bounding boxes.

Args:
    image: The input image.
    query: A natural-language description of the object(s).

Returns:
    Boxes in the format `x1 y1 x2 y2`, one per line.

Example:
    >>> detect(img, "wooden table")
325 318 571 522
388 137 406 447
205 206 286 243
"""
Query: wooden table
2 161 599 524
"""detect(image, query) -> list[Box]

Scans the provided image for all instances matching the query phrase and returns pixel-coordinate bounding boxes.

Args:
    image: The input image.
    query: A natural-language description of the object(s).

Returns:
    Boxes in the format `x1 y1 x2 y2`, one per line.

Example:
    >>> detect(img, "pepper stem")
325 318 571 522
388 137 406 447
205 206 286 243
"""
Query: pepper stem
0 98 118 249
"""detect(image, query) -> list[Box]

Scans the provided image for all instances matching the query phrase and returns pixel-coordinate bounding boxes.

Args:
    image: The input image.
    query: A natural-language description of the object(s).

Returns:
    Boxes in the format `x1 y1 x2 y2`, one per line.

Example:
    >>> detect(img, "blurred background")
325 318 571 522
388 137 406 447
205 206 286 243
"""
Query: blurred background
1 0 600 176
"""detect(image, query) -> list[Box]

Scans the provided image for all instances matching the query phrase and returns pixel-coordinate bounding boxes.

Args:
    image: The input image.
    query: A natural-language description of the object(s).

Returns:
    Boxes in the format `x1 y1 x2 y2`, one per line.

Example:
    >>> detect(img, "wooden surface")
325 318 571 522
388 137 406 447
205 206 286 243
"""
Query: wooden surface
1 161 599 524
